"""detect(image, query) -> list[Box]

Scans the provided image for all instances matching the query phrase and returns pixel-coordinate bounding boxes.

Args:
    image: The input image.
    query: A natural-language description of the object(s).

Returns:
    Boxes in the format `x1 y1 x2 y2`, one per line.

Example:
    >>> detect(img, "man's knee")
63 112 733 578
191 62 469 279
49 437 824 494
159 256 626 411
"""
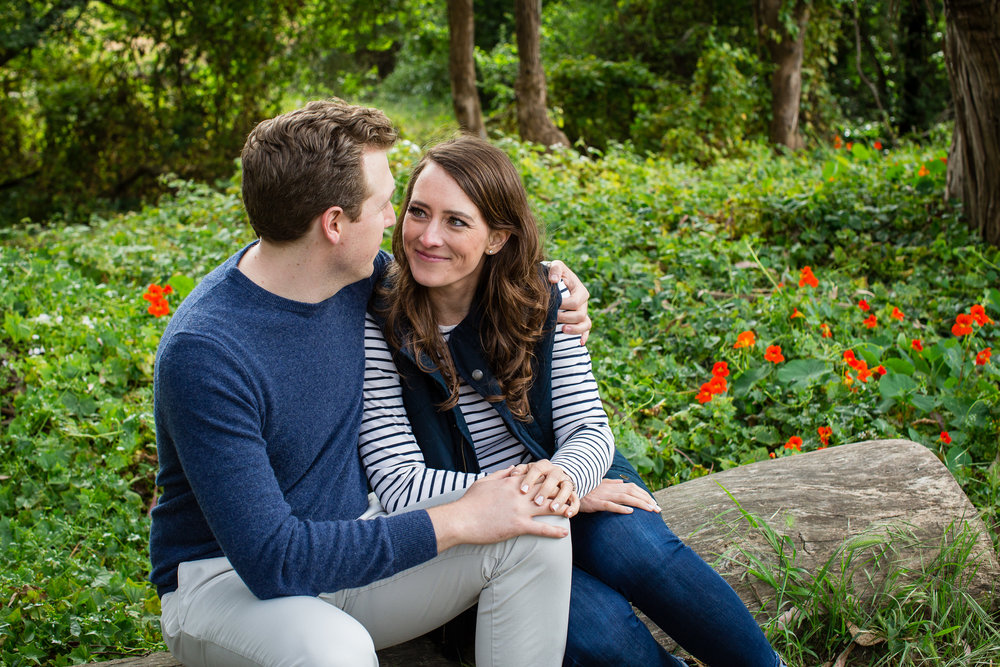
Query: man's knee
513 515 573 568
292 621 377 667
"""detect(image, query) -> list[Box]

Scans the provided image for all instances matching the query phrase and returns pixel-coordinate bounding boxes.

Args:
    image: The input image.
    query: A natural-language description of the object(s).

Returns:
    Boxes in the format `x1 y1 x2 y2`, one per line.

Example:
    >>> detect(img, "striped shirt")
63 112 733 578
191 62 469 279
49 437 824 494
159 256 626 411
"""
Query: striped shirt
360 283 614 513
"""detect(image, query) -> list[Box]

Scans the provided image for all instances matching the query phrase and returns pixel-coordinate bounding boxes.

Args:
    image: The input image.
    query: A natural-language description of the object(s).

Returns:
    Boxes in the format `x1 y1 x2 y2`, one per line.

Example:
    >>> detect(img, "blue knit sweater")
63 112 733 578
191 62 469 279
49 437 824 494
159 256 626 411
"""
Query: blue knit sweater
149 244 437 599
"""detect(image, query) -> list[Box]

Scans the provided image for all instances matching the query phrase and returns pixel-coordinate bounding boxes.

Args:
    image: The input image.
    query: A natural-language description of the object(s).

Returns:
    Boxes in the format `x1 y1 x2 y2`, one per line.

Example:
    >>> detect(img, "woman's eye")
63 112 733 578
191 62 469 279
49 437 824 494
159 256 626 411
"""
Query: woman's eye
448 217 467 227
407 206 426 218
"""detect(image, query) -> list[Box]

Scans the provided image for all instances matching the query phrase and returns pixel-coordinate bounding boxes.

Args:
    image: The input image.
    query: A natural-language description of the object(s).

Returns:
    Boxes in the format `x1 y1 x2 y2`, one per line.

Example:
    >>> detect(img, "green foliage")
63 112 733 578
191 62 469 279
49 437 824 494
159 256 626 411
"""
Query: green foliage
1 1 295 226
724 502 1000 665
2 128 997 665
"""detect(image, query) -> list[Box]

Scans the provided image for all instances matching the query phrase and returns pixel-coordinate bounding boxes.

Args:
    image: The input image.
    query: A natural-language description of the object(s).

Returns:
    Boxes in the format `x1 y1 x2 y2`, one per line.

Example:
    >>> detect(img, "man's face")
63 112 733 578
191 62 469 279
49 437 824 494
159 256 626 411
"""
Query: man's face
343 149 396 279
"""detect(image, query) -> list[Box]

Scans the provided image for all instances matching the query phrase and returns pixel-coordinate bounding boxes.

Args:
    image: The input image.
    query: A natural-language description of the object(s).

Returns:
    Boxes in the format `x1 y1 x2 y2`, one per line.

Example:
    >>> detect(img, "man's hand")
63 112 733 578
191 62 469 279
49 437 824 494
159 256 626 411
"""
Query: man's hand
546 260 592 345
579 479 661 515
426 467 569 552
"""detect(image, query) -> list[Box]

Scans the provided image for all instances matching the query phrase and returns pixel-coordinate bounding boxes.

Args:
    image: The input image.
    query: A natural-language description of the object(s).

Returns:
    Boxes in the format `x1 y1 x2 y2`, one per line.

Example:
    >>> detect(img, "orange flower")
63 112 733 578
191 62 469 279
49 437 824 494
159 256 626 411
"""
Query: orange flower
142 283 172 317
148 299 170 317
917 164 930 177
764 345 785 363
858 299 870 312
819 323 832 338
784 436 803 451
911 339 923 352
952 314 974 337
855 362 872 383
846 141 854 151
940 156 948 164
798 266 818 288
790 307 805 320
975 348 992 365
143 284 165 302
817 426 832 447
939 431 951 444
734 331 756 349
711 361 730 377
873 140 883 150
875 365 887 376
705 376 728 395
863 314 878 329
843 370 855 387
843 349 857 363
833 135 843 149
890 307 904 321
769 452 776 459
971 304 994 326
695 390 713 404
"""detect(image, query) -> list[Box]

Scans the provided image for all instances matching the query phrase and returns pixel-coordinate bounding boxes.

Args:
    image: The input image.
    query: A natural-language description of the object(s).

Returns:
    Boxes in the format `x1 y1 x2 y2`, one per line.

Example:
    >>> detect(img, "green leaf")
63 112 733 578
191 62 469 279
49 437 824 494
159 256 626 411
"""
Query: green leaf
776 359 830 389
944 445 972 472
731 365 772 395
879 372 917 399
881 357 915 376
910 393 937 413
850 143 871 161
168 273 197 300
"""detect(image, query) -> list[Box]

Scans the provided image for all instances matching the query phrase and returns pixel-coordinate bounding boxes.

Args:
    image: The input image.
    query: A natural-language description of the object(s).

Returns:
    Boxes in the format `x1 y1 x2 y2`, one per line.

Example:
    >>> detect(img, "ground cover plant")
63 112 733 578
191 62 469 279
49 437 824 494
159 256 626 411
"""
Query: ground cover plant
1 130 998 664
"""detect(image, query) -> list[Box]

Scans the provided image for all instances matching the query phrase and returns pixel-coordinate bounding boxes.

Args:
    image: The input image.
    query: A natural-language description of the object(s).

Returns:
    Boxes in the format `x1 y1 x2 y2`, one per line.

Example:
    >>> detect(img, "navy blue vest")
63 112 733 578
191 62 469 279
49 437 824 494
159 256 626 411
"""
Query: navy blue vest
372 281 648 491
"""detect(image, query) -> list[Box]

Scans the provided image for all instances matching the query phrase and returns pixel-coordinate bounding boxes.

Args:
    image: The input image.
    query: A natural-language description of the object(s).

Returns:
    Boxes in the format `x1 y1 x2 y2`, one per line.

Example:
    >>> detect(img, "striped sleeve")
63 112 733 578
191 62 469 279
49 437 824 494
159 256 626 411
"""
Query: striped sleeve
548 282 615 498
359 314 483 513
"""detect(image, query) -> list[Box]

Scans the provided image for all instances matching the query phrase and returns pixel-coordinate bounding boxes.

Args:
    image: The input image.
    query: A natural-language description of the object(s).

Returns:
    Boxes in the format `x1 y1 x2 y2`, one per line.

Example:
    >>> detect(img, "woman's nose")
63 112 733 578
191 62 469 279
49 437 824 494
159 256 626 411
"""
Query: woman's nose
420 218 444 246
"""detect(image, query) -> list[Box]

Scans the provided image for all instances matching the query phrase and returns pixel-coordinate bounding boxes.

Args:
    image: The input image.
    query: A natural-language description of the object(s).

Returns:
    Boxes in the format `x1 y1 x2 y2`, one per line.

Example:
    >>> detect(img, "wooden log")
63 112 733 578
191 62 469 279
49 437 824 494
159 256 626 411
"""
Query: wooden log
650 438 999 619
90 439 998 665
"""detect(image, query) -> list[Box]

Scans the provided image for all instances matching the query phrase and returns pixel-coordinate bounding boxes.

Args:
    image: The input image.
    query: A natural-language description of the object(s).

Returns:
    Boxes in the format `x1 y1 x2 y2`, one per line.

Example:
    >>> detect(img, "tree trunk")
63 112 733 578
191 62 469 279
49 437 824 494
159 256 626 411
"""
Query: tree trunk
943 0 1000 246
753 0 810 150
513 0 569 147
446 0 485 138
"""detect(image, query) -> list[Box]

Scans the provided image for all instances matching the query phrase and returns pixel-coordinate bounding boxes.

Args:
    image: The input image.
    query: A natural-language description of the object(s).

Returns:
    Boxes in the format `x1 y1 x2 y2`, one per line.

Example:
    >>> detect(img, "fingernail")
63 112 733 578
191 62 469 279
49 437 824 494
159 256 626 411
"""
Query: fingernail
521 484 530 493
534 495 544 506
552 502 561 511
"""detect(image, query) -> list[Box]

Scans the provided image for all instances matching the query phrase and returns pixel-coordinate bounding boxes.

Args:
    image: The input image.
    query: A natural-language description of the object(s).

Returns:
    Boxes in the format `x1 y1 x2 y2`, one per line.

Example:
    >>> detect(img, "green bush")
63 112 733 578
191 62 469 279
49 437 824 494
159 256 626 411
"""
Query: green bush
548 57 656 150
2 132 997 665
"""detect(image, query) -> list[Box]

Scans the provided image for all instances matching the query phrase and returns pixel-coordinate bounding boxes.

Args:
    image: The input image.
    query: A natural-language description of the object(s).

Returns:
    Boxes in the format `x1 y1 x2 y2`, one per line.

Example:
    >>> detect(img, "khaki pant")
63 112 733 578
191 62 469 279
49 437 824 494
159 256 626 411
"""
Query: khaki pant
160 492 572 667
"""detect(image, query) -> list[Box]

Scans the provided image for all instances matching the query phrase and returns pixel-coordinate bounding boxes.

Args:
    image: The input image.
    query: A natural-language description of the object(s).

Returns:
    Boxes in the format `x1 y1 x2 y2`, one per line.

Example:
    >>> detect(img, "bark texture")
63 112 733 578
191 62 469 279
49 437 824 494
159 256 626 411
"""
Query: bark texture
943 0 1000 246
513 0 569 147
753 0 810 150
446 0 485 138
93 440 998 666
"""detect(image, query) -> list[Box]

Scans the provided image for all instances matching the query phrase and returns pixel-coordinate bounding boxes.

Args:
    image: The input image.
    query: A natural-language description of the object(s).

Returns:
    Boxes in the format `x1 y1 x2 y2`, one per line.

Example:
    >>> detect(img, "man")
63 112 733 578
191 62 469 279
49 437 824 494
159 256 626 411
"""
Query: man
149 99 592 667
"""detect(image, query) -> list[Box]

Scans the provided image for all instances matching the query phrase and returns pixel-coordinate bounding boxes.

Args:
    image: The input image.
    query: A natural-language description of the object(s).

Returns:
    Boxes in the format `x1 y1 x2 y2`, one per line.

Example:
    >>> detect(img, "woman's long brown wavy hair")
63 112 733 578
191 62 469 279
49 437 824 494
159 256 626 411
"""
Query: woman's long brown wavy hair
378 135 550 420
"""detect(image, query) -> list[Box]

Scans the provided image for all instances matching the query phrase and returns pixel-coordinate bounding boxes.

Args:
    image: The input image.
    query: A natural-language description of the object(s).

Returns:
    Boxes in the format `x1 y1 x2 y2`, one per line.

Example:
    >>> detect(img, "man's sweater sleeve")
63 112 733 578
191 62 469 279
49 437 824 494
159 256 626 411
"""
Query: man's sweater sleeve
156 333 438 599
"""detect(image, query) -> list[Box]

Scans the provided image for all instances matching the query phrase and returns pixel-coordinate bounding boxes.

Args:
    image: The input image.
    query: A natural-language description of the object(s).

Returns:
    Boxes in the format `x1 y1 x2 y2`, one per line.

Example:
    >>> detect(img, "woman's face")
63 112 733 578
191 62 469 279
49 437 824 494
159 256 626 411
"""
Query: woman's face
402 161 508 296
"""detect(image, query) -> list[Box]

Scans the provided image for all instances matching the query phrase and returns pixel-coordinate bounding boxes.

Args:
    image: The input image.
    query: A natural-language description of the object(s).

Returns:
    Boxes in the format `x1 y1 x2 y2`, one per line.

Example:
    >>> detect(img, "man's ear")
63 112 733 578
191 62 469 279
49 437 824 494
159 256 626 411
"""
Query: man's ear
320 206 345 245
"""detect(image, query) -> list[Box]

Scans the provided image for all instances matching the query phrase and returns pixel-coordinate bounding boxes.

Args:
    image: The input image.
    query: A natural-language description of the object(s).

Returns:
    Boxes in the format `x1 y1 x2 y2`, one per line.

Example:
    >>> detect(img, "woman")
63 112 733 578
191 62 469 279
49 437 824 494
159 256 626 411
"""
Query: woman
360 135 784 667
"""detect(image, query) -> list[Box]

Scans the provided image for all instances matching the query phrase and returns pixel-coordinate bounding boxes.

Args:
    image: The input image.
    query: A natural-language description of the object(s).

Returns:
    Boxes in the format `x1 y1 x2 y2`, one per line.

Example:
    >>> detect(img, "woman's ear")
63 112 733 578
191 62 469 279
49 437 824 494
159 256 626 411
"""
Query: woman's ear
487 230 511 255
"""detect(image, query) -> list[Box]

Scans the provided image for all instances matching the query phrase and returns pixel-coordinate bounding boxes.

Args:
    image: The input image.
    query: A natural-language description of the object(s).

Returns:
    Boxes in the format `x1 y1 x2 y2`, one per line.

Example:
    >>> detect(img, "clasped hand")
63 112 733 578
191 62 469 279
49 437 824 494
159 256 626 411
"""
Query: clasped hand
511 460 662 518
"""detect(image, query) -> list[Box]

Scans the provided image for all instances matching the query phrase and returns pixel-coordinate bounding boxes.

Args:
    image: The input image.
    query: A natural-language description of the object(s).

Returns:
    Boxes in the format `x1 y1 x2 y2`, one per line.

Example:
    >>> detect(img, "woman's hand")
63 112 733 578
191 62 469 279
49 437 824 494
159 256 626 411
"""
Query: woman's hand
511 460 581 518
546 260 593 345
579 479 661 514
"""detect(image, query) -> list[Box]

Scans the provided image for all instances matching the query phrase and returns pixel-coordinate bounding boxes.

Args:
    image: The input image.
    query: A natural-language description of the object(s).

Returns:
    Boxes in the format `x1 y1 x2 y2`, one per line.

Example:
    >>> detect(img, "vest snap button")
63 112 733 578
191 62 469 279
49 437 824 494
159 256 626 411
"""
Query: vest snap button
471 369 484 381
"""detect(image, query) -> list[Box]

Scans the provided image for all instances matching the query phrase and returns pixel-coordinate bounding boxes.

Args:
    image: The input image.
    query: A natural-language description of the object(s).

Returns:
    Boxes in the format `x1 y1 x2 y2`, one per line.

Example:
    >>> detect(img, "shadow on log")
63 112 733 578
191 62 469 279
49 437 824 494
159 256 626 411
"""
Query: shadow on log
93 439 998 666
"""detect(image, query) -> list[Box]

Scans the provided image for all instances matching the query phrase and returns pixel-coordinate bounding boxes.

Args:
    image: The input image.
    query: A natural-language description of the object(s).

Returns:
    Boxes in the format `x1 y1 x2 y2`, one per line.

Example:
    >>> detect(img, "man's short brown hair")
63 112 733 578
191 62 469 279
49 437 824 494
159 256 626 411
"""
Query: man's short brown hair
240 99 397 243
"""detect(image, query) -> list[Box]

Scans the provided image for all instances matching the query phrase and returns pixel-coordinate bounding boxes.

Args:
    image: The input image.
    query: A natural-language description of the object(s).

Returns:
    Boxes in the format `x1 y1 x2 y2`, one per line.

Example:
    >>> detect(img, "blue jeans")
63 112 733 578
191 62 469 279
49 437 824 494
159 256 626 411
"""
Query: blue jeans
563 507 780 667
